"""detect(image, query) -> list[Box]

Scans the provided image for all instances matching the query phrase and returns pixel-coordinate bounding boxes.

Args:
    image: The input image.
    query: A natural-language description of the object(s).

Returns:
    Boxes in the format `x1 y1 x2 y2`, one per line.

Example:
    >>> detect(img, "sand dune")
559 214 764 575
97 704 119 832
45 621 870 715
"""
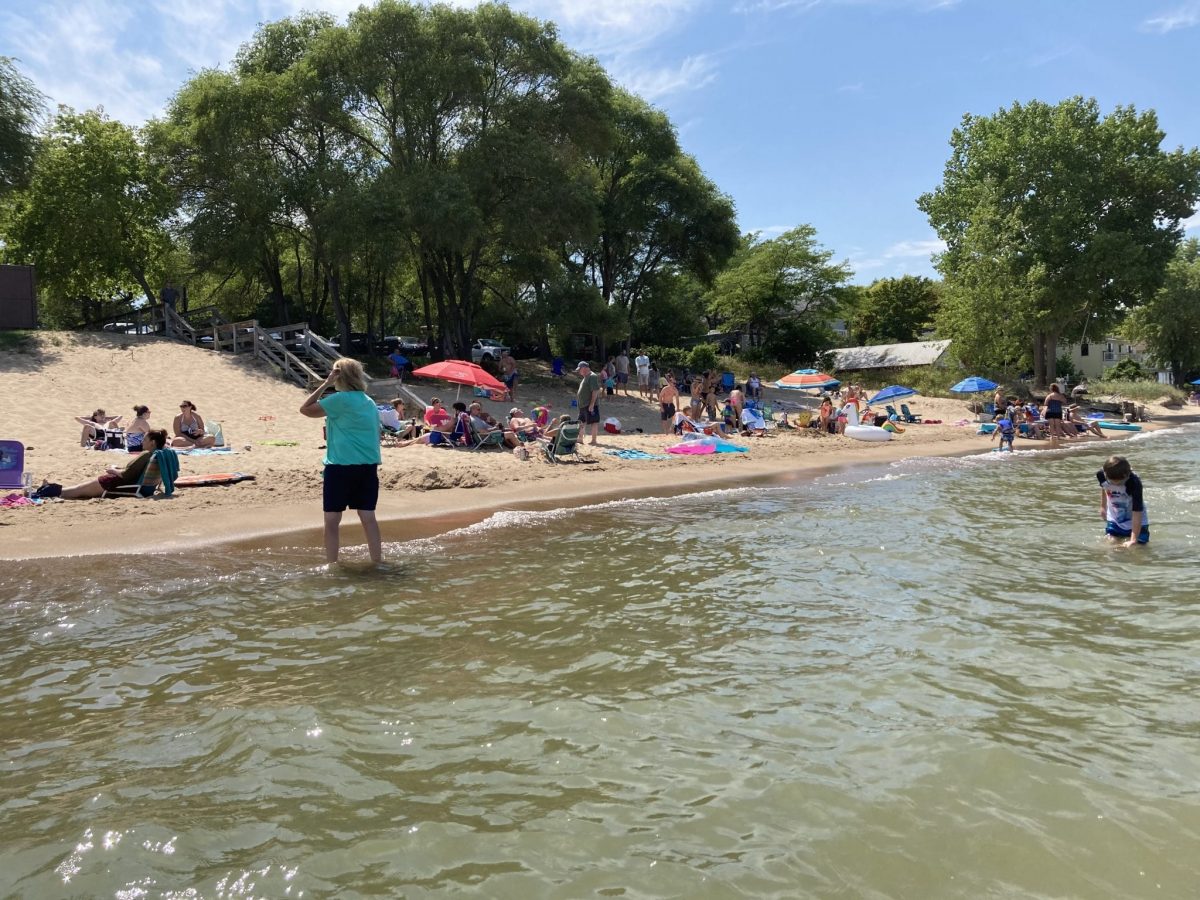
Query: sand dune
1 332 1186 560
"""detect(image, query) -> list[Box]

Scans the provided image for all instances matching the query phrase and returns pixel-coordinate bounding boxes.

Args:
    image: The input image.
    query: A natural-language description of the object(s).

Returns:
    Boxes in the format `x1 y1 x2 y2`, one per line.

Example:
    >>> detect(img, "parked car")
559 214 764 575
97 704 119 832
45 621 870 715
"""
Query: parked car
326 332 371 352
471 338 510 364
101 322 154 334
378 335 429 354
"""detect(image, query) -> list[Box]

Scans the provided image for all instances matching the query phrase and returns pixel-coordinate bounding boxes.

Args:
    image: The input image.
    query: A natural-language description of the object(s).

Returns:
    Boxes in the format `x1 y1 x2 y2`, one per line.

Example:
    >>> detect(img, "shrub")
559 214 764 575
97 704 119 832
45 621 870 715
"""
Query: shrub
1090 379 1187 404
639 344 688 371
688 343 719 372
1103 358 1149 381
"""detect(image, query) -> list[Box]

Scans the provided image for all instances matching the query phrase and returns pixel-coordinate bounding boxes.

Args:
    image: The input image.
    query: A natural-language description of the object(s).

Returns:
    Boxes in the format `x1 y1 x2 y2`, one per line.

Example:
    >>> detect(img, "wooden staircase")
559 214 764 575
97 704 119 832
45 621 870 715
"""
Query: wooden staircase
95 305 343 388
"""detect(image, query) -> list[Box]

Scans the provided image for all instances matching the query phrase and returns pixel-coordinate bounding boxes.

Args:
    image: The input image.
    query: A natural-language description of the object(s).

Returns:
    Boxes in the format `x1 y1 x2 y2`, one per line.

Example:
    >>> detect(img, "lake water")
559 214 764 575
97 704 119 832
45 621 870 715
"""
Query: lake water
2 426 1199 898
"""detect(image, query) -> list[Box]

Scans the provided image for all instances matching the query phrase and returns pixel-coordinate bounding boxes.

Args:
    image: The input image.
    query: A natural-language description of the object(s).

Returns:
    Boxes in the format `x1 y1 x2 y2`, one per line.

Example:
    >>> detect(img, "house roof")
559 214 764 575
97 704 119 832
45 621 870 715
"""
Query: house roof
831 339 951 371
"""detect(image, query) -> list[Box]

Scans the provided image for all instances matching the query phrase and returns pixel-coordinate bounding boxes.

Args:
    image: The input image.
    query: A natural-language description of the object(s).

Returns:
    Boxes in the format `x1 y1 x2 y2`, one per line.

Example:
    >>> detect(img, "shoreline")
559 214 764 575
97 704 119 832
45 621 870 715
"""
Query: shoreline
0 426 1158 562
4 332 1194 564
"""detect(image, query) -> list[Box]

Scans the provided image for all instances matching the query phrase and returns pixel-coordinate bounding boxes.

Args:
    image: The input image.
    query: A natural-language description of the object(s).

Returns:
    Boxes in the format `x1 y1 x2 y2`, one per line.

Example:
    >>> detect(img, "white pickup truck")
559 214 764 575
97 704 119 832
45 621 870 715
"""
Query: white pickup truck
470 338 509 363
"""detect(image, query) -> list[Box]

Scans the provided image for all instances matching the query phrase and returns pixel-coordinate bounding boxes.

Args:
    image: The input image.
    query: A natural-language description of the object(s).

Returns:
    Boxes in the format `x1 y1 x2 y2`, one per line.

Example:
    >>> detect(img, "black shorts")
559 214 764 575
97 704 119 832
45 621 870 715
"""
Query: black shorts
1045 411 1062 420
661 402 676 421
582 405 601 424
323 464 379 512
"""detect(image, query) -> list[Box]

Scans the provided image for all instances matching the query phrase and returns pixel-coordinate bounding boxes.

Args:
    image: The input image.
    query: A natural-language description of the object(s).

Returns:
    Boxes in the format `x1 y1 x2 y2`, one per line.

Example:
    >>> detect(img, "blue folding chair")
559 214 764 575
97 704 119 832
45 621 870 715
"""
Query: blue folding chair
720 371 735 393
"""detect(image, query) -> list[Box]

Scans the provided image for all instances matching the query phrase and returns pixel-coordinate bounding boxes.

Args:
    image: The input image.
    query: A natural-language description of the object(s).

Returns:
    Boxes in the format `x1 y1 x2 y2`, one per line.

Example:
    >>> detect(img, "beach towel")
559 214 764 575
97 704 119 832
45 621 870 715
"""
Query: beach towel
176 446 235 456
667 443 716 455
1 492 39 507
604 449 669 460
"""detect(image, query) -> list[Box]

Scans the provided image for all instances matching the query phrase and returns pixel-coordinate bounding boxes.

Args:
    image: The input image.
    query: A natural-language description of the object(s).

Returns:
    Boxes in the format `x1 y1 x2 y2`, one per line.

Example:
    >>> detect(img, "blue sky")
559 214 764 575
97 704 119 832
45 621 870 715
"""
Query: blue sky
3 0 1199 282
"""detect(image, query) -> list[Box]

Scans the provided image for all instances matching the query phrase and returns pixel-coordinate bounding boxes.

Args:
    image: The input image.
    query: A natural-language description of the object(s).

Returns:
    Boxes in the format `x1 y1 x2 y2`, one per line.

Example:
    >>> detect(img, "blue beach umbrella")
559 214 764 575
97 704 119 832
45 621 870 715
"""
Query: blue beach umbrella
949 375 999 394
869 384 919 404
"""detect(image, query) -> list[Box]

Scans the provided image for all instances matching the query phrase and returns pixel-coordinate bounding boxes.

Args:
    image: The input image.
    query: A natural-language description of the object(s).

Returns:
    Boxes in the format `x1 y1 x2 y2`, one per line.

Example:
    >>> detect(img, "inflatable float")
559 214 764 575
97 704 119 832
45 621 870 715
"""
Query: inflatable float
667 434 748 454
1096 420 1142 432
844 424 892 442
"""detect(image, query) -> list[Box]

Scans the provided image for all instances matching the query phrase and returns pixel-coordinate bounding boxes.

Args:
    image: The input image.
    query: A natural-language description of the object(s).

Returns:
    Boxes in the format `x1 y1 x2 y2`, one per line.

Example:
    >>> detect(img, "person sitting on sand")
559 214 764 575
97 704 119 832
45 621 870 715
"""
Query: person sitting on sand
171 400 216 449
816 396 836 434
76 408 122 447
124 405 152 452
541 414 573 442
381 399 420 441
404 401 470 447
39 430 170 499
468 401 514 446
1066 405 1106 438
507 408 542 443
424 397 451 430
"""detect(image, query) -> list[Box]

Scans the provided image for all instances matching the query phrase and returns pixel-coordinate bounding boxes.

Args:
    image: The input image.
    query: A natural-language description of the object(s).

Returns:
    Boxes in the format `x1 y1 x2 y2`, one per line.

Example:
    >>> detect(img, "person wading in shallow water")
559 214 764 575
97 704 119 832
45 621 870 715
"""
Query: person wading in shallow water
300 358 383 564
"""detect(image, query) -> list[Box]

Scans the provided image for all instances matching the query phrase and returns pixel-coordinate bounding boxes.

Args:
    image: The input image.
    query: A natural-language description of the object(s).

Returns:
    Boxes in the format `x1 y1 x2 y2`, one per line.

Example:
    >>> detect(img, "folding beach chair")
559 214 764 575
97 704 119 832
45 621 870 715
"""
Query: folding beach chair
466 420 507 451
0 440 25 492
544 422 581 463
720 371 735 393
885 405 901 420
102 448 179 498
900 403 922 423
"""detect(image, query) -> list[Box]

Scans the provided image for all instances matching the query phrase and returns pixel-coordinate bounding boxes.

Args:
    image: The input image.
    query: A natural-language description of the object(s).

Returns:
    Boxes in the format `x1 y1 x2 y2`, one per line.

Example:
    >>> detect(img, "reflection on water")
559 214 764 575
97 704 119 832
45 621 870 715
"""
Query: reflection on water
2 427 1198 897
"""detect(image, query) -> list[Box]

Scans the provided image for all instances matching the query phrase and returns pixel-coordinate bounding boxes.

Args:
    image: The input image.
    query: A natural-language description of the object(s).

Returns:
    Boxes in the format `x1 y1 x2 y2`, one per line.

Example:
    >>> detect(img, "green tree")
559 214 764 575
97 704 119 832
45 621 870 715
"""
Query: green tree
3 109 174 324
575 90 740 336
0 57 43 196
322 0 611 357
706 225 850 361
1122 238 1200 382
919 97 1200 386
851 275 939 345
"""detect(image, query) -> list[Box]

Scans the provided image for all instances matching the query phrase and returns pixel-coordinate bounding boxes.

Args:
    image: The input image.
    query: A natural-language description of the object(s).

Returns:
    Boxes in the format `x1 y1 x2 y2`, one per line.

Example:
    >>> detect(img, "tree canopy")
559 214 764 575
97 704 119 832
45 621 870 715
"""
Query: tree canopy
3 109 174 324
706 225 850 363
919 97 1200 384
1121 238 1200 383
849 275 939 345
0 56 43 196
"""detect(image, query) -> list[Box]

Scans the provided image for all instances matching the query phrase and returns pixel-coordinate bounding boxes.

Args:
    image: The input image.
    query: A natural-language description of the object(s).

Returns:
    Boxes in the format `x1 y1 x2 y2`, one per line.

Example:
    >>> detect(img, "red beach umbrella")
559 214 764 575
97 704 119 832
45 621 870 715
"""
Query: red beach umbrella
411 359 506 398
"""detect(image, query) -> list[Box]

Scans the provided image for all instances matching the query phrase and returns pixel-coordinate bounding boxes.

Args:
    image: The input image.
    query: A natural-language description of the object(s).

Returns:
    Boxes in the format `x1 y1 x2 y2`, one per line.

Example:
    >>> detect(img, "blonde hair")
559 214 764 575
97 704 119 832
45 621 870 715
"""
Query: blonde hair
331 358 367 393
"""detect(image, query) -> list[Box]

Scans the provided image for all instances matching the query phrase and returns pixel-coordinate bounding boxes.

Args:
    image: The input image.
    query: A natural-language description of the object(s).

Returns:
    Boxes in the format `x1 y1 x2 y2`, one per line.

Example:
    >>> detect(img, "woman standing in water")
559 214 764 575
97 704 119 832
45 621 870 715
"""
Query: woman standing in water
1043 383 1071 445
300 359 383 564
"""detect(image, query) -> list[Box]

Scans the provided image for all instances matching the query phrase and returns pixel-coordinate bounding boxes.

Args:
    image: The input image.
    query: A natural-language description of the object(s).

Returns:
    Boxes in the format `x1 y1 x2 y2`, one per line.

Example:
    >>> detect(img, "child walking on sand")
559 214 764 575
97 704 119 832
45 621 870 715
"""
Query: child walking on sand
1097 455 1149 547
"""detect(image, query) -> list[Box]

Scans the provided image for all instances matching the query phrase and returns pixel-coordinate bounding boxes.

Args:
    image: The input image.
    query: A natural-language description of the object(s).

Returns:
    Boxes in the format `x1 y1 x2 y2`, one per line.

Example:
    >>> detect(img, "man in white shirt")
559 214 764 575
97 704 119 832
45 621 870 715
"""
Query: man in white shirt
634 350 651 397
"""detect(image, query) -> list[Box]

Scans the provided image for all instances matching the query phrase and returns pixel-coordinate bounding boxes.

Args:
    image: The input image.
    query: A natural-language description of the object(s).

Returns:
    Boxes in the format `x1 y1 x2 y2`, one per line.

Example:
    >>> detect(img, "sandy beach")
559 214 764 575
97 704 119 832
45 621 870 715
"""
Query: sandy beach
1 331 1190 560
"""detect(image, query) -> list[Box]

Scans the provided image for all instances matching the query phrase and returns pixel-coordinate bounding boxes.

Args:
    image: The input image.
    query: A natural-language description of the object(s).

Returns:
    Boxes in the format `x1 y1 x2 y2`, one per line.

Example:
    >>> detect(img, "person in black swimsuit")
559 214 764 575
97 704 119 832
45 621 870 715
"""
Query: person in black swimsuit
171 400 216 448
1043 384 1071 443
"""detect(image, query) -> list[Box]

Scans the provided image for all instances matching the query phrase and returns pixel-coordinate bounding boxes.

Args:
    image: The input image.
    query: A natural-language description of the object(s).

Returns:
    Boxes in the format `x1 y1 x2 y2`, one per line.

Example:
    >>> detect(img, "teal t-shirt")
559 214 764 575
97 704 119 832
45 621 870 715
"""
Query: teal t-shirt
319 391 383 466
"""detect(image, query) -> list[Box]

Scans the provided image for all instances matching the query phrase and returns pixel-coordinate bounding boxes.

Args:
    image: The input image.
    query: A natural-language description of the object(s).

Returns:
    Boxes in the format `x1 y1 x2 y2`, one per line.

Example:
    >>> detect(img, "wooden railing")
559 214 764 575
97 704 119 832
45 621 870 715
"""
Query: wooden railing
90 306 342 388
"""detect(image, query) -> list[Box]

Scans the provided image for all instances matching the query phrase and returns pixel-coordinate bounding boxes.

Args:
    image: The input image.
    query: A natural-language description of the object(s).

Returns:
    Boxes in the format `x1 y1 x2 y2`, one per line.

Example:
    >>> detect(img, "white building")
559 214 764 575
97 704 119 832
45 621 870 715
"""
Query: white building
1063 337 1148 381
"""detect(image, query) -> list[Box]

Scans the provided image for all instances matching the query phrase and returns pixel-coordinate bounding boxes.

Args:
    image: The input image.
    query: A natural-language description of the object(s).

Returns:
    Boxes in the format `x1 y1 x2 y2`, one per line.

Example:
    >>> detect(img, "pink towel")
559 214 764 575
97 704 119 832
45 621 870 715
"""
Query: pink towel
666 443 716 455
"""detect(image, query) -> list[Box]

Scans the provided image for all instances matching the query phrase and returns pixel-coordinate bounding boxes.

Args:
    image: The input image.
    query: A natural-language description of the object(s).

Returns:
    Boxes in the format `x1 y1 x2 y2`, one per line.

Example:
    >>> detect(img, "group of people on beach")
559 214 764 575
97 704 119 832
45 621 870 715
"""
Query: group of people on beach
990 383 1107 450
76 401 217 451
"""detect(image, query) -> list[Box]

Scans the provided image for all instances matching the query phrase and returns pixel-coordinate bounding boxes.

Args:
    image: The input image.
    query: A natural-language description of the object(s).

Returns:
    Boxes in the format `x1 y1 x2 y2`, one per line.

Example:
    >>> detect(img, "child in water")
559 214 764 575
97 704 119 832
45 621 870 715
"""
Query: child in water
1097 455 1149 547
993 416 1016 451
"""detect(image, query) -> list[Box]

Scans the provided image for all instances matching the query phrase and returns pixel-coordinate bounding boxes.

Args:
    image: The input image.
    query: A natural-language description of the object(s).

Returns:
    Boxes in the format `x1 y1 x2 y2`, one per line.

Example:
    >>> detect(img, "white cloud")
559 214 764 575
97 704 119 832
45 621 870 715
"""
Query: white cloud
1142 2 1200 33
850 237 944 273
752 224 796 235
882 238 946 258
1184 209 1200 231
613 54 717 101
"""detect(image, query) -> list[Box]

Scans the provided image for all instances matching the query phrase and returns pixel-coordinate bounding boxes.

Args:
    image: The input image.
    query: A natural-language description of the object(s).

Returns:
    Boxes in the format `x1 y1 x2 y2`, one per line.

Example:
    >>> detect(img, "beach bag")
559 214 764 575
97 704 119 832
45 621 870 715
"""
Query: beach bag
208 422 225 447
